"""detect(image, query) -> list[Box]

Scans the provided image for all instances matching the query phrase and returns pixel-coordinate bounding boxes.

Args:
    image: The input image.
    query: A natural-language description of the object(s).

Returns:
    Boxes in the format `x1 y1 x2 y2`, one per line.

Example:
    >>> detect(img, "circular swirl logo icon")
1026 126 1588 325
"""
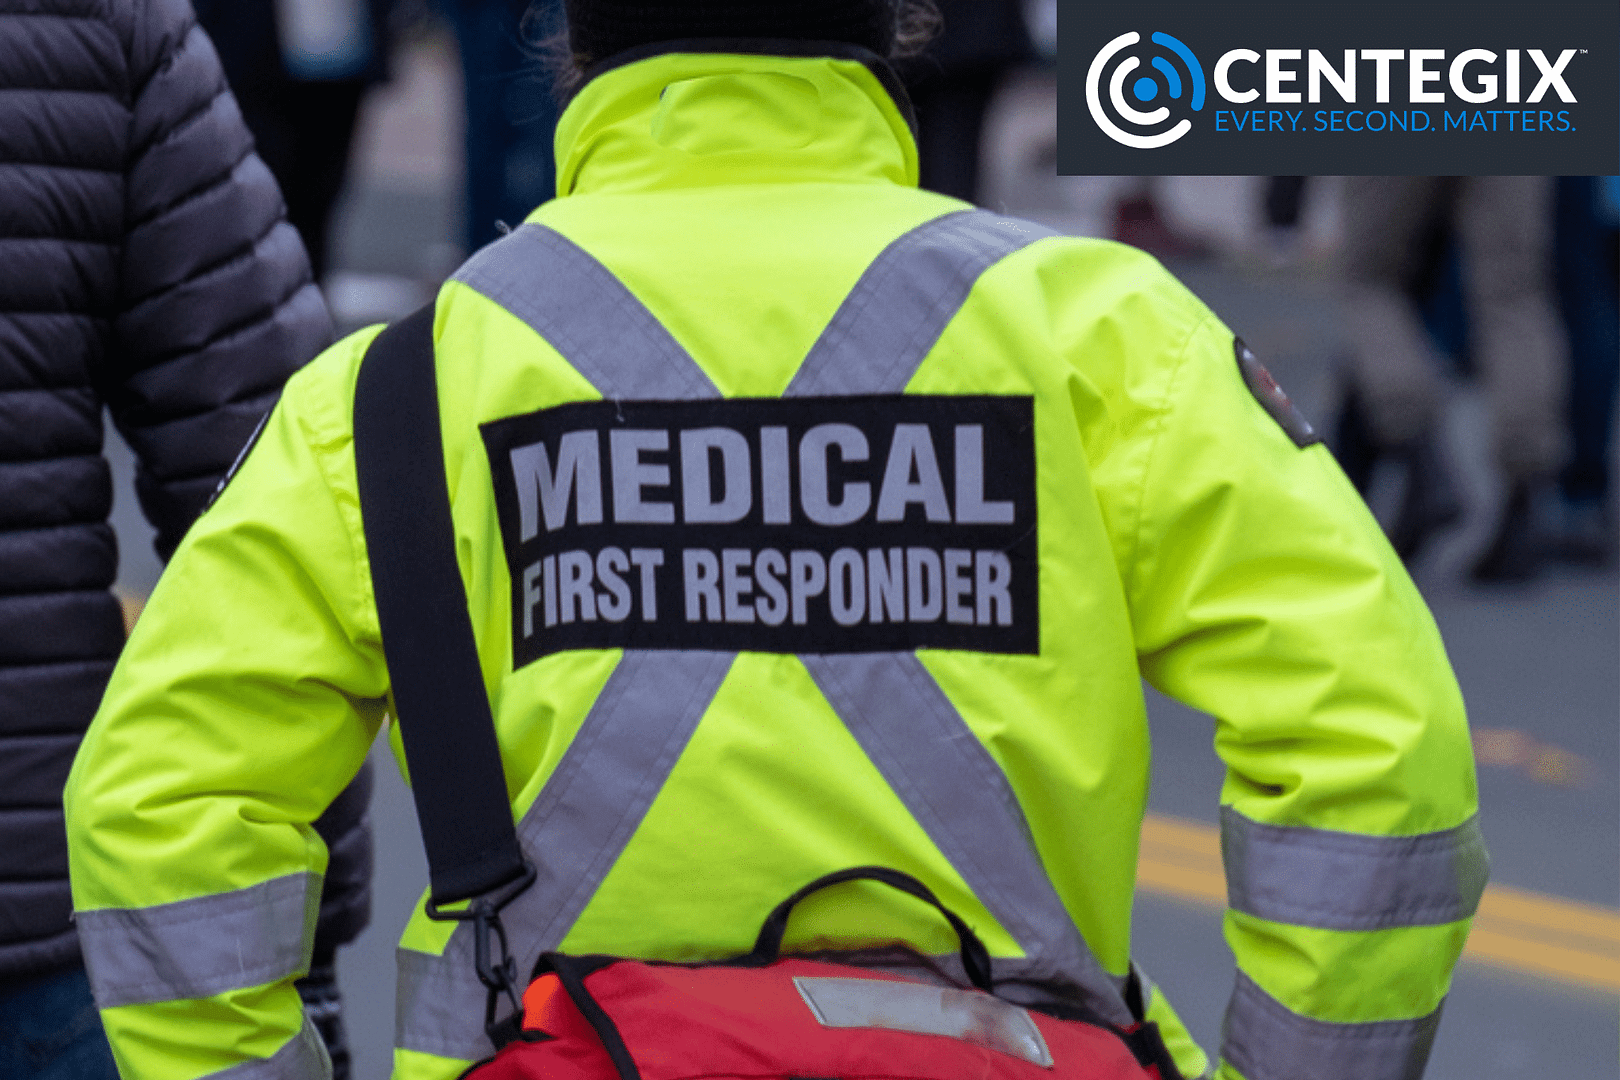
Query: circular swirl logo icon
1086 31 1206 149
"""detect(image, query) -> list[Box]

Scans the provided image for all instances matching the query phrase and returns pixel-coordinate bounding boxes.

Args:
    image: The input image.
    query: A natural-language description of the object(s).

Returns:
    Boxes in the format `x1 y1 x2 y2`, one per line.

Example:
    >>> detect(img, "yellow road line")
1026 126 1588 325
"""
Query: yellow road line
1476 884 1620 946
1136 812 1620 995
1463 928 1620 991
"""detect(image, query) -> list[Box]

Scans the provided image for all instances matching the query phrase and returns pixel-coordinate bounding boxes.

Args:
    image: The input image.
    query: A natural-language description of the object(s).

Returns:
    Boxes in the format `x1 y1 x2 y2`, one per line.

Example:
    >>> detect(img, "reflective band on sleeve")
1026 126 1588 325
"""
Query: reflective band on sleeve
1221 970 1441 1080
800 653 1132 1026
396 650 733 1062
78 872 321 1009
1221 808 1488 930
206 1019 330 1080
787 209 1057 398
453 224 720 401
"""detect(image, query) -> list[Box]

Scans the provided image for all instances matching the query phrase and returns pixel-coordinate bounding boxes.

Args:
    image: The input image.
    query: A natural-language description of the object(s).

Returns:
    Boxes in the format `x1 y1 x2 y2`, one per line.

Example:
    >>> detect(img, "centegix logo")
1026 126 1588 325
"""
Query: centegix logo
1059 1 1617 175
1086 31 1205 149
481 396 1039 665
1209 47 1576 107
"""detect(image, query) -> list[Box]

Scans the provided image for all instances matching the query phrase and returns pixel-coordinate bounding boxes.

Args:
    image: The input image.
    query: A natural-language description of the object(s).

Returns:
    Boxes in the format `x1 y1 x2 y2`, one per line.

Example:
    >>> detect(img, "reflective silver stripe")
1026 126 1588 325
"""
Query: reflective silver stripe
207 1019 330 1080
395 947 470 1058
786 209 1057 398
453 224 719 401
1221 971 1441 1080
79 872 321 1009
397 650 734 1061
1222 808 1489 930
417 223 733 1060
800 653 1132 1026
1131 959 1156 1019
401 211 1107 1059
785 213 1126 1021
794 976 1053 1066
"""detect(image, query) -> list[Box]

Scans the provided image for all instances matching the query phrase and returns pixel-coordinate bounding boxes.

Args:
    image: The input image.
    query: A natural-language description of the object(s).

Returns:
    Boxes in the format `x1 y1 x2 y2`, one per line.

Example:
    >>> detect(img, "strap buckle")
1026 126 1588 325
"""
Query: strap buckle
423 861 537 1044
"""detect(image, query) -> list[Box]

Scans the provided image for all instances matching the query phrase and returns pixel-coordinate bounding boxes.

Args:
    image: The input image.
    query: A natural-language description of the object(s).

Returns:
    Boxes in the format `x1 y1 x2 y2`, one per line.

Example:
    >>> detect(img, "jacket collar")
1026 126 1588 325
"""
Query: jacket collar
552 45 920 198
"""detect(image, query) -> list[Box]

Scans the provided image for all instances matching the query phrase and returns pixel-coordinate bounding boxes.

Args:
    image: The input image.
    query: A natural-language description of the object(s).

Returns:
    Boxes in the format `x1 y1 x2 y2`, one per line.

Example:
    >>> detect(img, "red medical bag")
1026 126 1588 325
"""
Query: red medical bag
463 867 1180 1080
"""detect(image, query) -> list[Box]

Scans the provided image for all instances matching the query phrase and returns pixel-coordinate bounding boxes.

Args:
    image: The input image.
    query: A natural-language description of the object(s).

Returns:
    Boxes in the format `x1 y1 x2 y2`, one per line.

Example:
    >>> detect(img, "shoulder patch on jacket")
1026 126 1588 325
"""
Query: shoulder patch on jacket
1234 338 1319 448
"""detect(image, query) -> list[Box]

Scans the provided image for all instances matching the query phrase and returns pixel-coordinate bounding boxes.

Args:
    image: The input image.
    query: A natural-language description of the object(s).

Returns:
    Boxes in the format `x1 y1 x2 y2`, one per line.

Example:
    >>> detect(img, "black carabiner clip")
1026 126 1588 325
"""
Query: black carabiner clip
473 904 525 1037
422 861 538 1046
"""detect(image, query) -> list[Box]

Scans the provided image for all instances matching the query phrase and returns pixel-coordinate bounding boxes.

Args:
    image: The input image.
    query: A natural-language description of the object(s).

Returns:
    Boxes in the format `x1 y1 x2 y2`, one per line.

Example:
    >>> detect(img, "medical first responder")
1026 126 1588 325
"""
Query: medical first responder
63 2 1487 1079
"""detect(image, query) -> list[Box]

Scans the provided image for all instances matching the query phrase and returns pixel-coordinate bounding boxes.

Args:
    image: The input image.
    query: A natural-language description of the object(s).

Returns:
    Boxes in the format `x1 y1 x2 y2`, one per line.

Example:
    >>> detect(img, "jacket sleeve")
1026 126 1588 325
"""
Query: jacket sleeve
106 0 332 560
65 333 387 1080
1116 301 1484 1080
310 758 375 961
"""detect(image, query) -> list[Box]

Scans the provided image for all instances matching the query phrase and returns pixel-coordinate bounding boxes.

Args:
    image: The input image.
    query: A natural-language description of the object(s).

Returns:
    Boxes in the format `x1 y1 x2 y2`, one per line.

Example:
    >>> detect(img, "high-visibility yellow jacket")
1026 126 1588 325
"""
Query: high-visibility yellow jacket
65 47 1484 1080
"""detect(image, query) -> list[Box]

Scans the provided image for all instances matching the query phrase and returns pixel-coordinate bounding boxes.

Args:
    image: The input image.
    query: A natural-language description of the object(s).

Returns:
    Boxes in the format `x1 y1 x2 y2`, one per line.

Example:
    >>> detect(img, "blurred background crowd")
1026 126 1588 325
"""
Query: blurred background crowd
172 0 1617 591
6 0 1612 1077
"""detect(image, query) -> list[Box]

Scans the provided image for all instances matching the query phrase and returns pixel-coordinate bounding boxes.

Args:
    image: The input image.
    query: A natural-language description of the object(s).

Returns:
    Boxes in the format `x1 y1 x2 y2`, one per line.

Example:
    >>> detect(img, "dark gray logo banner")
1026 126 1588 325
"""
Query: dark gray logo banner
1058 0 1618 174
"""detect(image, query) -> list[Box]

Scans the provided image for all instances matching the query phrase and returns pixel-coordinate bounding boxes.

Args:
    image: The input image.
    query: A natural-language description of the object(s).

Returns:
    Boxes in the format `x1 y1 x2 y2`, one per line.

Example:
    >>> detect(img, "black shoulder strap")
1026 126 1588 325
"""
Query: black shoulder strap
351 303 529 907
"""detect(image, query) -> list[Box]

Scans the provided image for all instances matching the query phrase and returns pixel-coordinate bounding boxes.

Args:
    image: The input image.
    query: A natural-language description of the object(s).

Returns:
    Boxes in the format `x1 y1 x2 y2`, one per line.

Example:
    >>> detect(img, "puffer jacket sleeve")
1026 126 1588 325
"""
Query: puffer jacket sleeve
105 0 332 561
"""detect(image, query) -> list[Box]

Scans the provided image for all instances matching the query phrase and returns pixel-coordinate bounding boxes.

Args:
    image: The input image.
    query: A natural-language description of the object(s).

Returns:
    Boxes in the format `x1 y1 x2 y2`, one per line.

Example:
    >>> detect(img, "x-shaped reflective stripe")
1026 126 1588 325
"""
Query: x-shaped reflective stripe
399 210 1137 1063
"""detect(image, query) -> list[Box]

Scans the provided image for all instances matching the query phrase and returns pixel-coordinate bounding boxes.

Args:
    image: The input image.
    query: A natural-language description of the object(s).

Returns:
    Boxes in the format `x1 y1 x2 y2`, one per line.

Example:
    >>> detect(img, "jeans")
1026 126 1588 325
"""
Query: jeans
0 964 118 1080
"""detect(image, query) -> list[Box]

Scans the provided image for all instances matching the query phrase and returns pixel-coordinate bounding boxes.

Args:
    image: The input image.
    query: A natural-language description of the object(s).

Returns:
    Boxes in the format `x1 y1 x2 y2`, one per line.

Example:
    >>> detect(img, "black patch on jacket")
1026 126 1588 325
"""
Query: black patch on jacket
482 396 1038 666
1234 338 1320 449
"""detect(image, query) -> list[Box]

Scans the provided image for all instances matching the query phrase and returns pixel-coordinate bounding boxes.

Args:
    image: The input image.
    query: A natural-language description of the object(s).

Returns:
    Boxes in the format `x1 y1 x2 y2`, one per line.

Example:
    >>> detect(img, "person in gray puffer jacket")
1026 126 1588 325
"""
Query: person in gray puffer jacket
0 1 370 1076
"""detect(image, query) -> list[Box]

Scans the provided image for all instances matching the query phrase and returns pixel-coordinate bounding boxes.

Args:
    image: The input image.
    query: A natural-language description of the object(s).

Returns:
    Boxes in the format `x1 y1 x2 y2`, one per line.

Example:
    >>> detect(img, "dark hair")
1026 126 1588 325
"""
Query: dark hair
530 0 941 100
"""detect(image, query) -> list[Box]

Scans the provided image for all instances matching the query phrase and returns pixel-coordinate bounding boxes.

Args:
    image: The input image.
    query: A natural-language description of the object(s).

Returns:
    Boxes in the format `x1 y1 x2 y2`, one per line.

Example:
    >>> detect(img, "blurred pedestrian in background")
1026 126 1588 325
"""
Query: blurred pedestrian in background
1261 175 1309 262
438 0 565 249
898 0 1032 202
1550 175 1619 564
1334 176 1568 582
194 0 397 277
0 0 335 1075
1264 176 1309 232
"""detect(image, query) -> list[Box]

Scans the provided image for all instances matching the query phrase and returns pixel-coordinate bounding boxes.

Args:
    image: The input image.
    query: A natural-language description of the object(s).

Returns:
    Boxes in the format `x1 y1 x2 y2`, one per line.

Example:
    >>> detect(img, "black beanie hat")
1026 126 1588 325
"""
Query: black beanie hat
565 0 899 64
